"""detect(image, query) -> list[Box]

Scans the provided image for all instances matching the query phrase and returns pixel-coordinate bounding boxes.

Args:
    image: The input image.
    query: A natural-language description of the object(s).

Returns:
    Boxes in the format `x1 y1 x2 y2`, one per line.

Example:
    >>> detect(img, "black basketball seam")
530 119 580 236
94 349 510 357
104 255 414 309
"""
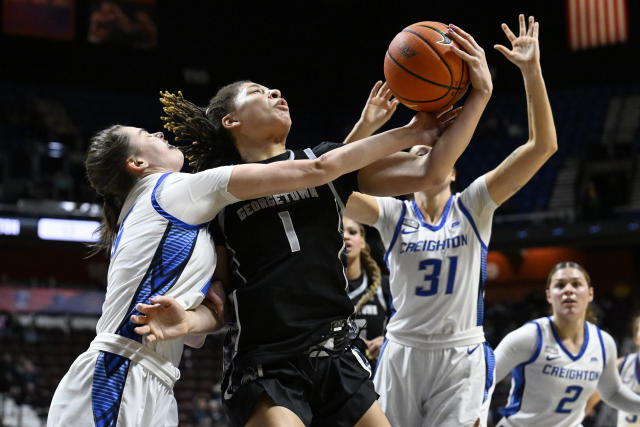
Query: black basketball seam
404 27 454 88
389 85 449 104
386 50 453 97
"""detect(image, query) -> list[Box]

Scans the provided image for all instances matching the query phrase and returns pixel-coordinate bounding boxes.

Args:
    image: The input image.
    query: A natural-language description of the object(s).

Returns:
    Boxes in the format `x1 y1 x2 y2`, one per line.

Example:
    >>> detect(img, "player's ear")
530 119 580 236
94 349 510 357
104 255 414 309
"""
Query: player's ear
222 113 239 130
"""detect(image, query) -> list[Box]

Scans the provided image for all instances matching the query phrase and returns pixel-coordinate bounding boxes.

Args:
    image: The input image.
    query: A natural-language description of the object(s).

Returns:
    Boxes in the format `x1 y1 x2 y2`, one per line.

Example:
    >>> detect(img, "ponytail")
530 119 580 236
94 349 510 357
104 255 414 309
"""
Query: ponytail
85 125 136 256
160 82 246 172
354 229 382 313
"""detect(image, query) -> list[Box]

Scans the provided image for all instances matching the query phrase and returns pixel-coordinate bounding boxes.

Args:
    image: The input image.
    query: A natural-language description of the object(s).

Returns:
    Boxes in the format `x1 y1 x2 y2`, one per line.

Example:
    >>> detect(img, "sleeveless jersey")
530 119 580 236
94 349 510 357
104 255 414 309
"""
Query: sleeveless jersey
97 167 237 367
501 317 608 427
617 353 640 426
214 142 359 367
348 270 390 341
373 175 498 349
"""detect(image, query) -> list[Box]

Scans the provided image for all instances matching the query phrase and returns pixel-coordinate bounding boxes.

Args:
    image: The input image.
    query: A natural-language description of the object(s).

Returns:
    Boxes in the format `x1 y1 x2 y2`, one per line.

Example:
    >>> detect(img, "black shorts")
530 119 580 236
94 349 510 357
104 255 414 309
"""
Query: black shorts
222 338 378 427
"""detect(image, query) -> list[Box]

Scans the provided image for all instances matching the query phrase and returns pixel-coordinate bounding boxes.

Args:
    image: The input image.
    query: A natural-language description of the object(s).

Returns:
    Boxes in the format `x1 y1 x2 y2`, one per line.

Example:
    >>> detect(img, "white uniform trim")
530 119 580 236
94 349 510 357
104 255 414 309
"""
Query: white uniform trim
89 333 180 389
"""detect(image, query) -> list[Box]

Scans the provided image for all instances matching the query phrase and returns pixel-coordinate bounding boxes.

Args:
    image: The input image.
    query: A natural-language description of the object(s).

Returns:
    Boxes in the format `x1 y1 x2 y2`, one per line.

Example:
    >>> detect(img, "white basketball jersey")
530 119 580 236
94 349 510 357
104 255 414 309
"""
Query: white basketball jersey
96 168 237 367
501 317 607 427
374 176 497 348
618 354 640 426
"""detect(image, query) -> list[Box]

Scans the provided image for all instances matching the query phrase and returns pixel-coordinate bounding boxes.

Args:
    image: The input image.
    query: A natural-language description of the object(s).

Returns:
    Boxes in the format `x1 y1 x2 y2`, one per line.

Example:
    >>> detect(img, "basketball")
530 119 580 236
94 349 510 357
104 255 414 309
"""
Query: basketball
384 21 470 112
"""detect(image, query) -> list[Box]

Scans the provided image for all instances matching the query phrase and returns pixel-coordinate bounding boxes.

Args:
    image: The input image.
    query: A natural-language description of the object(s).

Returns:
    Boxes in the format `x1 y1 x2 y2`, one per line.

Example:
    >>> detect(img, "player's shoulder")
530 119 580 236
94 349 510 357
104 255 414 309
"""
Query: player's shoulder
589 323 615 345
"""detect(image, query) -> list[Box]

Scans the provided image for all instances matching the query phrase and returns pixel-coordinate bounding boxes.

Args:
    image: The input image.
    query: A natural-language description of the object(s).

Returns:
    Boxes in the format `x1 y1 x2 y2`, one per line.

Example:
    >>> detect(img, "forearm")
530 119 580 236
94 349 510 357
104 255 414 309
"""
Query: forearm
425 88 491 182
344 119 379 143
521 64 557 155
600 386 640 414
319 125 433 182
185 304 220 335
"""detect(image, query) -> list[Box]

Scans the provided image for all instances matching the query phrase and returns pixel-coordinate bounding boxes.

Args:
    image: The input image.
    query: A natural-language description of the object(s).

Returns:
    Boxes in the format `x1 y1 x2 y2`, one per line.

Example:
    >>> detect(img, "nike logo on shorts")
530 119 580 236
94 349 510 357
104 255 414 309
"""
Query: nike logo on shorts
467 344 480 355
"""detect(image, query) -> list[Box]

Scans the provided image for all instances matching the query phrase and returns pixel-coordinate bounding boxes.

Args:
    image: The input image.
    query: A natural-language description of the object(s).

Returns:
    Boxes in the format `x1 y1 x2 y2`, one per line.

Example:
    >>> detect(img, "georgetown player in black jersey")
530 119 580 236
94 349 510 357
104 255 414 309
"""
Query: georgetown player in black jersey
343 216 391 369
132 26 492 425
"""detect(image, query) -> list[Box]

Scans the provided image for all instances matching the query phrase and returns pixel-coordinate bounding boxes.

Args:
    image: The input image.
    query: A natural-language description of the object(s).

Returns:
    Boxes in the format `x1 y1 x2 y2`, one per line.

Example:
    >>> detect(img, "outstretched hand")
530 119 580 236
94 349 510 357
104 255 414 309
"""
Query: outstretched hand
447 23 492 96
132 295 189 343
494 14 540 70
360 80 400 130
406 106 464 144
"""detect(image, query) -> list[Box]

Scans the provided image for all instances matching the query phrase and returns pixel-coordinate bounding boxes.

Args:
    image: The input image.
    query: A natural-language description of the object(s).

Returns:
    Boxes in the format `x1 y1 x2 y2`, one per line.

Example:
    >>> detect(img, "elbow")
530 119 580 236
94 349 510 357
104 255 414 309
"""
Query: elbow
313 154 340 183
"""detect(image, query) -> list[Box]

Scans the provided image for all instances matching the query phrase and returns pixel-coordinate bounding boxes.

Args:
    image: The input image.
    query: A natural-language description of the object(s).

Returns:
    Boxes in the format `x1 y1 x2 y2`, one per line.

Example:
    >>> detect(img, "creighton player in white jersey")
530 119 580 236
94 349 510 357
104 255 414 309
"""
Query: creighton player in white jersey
346 14 558 427
617 343 640 426
494 262 640 427
47 118 425 427
584 314 640 426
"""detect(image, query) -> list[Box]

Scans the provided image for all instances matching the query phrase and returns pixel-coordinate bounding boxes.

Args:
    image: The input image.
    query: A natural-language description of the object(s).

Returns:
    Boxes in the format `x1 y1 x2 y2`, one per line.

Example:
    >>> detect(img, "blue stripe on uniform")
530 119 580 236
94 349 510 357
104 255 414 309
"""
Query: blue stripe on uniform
483 342 495 403
596 326 606 371
92 352 131 427
111 203 136 258
151 172 209 230
411 195 452 231
500 321 543 417
549 317 590 361
383 202 407 266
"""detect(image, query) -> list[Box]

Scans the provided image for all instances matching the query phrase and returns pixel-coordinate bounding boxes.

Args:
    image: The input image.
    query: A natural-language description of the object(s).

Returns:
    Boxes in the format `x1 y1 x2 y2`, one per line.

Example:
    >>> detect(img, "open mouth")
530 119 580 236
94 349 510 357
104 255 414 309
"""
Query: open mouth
276 99 289 111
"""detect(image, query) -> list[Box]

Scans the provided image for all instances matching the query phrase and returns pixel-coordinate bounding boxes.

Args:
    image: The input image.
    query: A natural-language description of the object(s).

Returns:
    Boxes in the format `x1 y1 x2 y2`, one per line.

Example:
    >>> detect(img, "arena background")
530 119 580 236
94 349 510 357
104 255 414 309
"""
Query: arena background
0 0 638 425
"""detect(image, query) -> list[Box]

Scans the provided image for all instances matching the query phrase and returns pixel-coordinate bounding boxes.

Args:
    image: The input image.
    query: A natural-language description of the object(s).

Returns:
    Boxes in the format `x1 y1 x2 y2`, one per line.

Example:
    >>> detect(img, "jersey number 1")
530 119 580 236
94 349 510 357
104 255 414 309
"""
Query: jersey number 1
415 256 458 297
278 211 301 252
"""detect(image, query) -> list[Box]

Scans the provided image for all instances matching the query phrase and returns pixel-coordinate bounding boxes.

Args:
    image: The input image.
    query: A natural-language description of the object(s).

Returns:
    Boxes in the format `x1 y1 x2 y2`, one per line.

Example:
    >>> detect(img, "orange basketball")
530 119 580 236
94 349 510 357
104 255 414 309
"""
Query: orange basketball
384 21 470 112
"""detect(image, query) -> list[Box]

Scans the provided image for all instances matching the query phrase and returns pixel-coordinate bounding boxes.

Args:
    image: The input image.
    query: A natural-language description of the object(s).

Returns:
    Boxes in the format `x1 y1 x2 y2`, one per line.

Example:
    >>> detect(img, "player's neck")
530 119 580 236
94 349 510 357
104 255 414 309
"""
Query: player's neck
235 137 288 162
552 315 586 347
414 188 451 225
346 258 362 280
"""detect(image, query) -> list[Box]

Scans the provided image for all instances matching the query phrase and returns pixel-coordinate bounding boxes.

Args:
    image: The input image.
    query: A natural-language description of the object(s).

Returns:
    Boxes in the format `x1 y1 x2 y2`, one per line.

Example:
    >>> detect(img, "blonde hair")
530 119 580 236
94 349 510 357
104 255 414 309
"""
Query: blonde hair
352 223 382 313
546 261 596 323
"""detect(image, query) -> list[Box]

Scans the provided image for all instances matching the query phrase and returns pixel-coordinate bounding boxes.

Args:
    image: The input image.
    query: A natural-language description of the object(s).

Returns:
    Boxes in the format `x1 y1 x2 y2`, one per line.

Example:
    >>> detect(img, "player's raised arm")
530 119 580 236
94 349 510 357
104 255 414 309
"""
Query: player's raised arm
344 80 399 143
227 111 441 200
354 23 492 197
485 14 557 205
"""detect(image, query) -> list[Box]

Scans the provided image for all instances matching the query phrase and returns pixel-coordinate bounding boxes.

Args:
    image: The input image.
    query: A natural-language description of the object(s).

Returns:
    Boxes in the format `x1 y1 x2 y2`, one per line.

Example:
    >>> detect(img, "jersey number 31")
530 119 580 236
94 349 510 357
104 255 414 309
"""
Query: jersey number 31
415 256 458 297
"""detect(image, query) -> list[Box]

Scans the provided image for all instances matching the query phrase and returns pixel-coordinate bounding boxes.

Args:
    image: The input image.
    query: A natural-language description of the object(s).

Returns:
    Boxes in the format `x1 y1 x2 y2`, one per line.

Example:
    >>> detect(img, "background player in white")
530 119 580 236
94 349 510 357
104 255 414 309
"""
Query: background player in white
584 314 640 426
46 114 444 427
344 14 557 427
493 262 640 427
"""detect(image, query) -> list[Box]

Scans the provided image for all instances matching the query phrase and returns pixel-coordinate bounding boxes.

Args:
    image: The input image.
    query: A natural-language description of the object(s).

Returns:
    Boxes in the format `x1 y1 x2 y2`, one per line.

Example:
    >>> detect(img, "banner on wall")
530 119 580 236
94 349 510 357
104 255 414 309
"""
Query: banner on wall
0 286 104 315
88 0 157 49
2 0 75 40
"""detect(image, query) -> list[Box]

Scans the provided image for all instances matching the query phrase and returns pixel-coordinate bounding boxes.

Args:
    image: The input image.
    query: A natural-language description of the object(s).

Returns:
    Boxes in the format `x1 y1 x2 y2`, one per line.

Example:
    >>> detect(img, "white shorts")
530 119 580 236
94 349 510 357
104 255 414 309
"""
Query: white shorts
47 349 179 427
373 339 495 427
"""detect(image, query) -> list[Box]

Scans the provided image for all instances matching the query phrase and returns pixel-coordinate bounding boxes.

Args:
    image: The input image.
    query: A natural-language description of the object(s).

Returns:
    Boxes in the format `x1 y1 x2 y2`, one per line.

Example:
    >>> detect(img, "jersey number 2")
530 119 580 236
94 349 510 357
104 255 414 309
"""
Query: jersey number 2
278 211 301 252
555 385 583 414
415 256 458 296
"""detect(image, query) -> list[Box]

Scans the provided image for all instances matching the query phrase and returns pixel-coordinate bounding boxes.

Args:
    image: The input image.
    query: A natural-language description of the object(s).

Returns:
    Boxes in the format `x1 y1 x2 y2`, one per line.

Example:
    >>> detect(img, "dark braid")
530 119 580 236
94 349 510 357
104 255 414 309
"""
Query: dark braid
160 81 247 171
84 125 137 256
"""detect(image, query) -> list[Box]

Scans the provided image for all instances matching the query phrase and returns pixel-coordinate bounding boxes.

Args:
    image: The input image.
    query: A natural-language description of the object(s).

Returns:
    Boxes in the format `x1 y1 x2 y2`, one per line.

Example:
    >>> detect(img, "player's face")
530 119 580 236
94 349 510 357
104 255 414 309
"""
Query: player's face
546 267 594 319
343 217 365 262
228 82 291 141
123 126 184 172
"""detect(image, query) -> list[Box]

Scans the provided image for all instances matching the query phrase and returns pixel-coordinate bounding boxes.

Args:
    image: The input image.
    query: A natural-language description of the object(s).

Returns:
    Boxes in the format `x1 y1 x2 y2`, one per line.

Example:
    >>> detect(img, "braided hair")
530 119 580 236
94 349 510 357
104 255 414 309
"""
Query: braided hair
84 125 137 255
159 81 247 171
353 223 383 313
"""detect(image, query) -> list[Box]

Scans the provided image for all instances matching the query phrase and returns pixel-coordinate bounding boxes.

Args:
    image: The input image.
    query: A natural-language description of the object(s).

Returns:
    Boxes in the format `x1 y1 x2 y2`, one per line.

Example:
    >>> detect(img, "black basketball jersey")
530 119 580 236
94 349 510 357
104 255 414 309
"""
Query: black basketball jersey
348 270 391 341
213 142 359 367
